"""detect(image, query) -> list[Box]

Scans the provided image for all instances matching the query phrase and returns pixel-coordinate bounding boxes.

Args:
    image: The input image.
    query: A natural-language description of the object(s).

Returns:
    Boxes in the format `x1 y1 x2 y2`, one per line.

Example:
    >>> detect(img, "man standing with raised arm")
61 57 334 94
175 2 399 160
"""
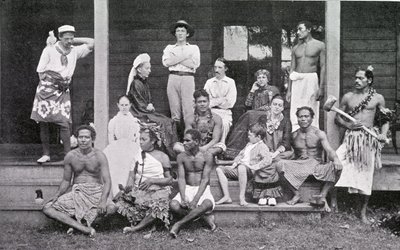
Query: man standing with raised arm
31 25 94 163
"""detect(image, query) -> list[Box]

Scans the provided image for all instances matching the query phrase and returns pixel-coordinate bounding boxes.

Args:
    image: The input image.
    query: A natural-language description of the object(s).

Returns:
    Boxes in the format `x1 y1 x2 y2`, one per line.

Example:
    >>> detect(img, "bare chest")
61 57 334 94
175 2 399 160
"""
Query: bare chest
293 131 320 149
347 94 378 113
183 155 206 173
294 43 321 59
70 155 101 174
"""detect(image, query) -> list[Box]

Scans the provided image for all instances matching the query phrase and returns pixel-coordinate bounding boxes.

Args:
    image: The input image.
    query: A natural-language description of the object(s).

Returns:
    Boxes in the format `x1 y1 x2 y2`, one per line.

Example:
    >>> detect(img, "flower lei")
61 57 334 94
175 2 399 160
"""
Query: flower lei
194 108 214 145
348 87 376 117
265 113 284 134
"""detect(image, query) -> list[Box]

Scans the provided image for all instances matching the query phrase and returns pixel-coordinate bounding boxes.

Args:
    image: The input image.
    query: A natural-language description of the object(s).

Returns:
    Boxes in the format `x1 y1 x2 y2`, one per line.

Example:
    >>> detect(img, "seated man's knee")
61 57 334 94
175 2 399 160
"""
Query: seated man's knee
42 203 54 215
169 200 181 212
207 148 222 157
200 199 214 211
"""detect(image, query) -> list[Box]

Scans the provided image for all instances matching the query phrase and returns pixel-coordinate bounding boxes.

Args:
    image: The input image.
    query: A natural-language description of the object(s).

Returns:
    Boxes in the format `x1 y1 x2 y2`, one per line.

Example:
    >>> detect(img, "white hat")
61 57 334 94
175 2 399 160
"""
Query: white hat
133 53 151 68
58 25 76 33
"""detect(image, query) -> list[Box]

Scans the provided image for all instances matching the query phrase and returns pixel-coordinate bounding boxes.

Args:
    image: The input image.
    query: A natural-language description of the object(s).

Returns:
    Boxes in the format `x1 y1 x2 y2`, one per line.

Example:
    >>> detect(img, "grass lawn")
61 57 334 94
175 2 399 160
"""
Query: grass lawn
1 211 399 250
1 191 400 249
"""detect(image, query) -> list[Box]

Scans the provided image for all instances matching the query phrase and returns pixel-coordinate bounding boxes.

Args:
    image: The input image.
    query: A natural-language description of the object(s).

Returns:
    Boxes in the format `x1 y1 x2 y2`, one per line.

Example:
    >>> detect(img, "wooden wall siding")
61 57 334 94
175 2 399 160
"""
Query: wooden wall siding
341 2 398 109
0 0 75 143
107 0 213 117
71 0 94 130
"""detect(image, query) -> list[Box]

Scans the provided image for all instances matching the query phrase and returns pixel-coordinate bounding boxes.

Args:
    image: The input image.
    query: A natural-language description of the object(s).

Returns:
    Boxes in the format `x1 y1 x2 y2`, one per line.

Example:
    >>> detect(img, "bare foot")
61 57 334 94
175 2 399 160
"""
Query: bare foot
215 197 232 205
321 198 331 212
330 199 339 213
66 228 74 235
88 227 96 238
240 199 248 206
361 214 371 225
123 226 134 234
286 195 301 205
203 214 217 232
170 223 181 238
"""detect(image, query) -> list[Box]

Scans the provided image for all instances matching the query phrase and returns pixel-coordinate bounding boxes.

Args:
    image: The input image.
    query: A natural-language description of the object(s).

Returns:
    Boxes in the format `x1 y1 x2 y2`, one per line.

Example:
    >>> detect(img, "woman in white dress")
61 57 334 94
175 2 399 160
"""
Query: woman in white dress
104 95 140 197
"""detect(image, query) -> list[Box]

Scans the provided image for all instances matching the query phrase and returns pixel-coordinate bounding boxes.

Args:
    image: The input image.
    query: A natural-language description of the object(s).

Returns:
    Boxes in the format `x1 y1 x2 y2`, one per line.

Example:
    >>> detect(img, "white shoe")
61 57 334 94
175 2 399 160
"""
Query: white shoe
258 198 267 206
37 155 50 163
268 198 277 206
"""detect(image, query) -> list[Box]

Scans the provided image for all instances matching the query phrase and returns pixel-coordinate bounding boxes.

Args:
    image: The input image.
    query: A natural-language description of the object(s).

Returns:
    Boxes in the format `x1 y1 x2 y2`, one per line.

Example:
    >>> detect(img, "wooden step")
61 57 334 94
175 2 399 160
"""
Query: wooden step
1 154 400 212
209 179 322 204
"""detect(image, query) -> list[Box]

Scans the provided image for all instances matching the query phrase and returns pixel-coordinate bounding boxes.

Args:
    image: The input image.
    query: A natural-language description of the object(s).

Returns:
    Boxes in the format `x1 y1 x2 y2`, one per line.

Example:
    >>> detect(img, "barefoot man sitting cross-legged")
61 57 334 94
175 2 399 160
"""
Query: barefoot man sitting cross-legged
276 107 342 211
42 125 113 237
169 129 216 238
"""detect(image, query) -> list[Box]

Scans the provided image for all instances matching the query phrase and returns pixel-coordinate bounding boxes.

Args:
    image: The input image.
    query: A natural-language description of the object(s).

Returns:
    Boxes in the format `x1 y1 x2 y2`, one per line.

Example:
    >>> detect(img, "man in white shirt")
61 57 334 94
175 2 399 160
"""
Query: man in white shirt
31 25 94 163
203 58 237 143
162 20 200 136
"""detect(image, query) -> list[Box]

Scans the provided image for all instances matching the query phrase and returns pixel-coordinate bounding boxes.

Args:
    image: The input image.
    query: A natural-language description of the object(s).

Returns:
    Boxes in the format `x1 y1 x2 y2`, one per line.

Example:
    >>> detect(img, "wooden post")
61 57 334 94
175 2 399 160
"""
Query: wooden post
94 0 109 149
325 1 341 149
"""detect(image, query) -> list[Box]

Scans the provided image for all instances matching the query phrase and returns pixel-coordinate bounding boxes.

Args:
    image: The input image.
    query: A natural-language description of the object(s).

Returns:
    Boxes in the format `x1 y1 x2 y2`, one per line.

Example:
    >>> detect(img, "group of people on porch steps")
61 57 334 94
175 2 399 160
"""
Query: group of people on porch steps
34 20 391 237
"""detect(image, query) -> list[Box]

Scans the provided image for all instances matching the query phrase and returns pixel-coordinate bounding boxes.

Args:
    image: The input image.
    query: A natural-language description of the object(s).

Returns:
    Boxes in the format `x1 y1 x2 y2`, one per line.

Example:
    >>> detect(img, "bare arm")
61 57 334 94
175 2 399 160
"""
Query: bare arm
335 94 352 129
98 151 111 213
176 154 187 202
73 37 94 51
184 115 195 132
317 43 326 100
44 154 73 206
319 43 326 89
55 154 74 197
200 115 223 152
377 94 390 140
286 48 297 102
191 153 213 205
319 131 342 170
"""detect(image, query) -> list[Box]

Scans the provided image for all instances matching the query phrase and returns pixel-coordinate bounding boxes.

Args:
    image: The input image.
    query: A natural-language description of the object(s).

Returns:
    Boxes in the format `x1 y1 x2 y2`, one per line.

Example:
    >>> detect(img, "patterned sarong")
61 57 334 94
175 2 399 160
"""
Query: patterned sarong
115 186 171 226
277 158 336 190
51 183 103 226
31 71 71 126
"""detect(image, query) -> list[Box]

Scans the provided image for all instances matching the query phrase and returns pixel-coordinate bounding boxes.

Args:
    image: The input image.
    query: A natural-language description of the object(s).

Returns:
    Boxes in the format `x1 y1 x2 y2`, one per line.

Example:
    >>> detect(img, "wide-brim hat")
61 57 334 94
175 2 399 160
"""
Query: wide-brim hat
170 20 194 38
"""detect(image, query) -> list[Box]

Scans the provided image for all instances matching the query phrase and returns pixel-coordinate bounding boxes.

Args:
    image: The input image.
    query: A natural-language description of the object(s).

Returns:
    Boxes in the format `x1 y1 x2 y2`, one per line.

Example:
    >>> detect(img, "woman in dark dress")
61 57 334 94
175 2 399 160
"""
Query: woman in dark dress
251 95 293 204
127 53 178 157
224 69 280 159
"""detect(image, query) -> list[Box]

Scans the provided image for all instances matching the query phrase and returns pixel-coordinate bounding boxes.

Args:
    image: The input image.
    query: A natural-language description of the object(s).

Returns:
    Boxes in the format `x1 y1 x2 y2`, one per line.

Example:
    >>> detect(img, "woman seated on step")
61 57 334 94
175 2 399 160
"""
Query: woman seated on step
224 69 280 159
250 95 292 205
216 95 292 206
114 124 173 234
127 53 178 158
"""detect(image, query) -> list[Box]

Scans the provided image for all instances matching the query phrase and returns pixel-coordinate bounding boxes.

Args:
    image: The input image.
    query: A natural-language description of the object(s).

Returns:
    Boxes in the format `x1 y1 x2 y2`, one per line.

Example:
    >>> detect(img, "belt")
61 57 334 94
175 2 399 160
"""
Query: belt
169 71 194 76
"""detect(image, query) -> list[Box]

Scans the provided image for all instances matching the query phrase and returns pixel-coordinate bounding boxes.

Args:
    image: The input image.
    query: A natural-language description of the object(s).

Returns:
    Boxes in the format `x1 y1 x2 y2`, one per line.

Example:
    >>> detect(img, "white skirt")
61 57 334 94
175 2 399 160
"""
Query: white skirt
103 139 140 196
